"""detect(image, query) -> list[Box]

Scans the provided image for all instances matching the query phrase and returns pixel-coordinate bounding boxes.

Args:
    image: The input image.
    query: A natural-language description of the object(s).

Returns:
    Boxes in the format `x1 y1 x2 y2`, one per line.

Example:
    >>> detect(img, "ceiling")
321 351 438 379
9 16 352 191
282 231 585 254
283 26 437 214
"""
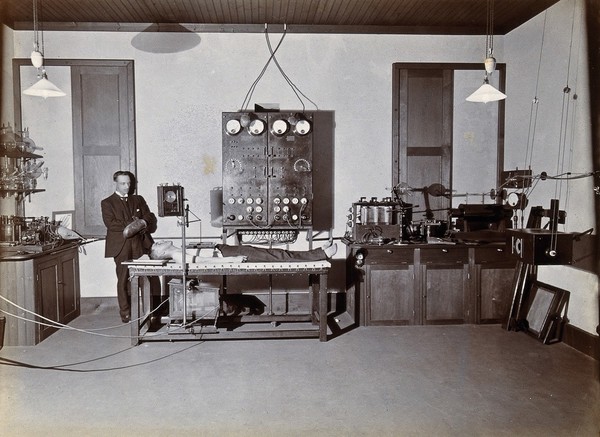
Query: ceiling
1 0 559 34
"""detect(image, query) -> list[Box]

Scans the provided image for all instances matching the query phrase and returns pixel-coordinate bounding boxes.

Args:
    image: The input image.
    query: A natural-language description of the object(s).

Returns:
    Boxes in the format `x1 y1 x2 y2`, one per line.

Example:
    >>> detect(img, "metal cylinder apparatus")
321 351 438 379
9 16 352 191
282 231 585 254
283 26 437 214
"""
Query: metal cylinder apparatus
0 215 23 243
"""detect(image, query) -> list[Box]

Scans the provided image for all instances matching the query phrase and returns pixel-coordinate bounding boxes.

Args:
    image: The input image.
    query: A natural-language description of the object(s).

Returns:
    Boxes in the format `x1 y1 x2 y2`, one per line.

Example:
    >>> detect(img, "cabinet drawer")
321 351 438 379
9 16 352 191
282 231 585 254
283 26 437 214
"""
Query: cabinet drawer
419 247 468 264
361 247 414 264
474 246 514 266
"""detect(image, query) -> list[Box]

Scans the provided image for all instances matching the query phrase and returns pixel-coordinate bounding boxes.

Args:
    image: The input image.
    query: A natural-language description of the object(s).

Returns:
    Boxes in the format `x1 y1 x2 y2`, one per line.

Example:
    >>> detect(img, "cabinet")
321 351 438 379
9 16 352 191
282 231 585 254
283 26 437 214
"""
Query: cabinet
0 244 80 345
345 242 515 326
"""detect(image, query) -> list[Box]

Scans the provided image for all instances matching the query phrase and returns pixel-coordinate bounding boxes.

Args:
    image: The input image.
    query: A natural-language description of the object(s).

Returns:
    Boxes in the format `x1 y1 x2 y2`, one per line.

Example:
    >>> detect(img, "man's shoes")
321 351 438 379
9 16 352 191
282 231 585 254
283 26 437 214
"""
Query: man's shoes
121 314 130 323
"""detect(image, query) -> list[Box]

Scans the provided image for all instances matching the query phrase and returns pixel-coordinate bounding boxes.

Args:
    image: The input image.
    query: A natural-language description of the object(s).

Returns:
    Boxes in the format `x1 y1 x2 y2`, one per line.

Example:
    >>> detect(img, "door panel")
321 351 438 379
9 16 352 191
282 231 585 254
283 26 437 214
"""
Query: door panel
72 62 135 236
367 264 415 325
423 264 467 324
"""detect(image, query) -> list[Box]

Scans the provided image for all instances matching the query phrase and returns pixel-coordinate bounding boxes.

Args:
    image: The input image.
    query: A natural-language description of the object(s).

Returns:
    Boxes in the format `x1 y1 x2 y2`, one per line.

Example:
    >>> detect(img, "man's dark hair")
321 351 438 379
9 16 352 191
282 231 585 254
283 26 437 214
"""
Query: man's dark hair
112 170 132 181
113 170 137 195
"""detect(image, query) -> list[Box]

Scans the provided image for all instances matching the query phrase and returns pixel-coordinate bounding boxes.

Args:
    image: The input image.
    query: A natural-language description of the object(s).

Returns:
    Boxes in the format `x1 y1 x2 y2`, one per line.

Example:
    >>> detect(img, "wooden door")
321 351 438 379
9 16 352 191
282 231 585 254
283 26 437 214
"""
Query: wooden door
394 67 452 222
71 61 135 236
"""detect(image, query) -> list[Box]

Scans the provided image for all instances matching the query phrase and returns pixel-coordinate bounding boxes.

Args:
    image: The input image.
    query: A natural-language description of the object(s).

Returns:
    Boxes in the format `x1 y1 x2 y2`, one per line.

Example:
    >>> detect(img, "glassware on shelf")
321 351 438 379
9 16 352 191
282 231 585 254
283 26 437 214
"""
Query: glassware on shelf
17 128 43 154
0 124 17 153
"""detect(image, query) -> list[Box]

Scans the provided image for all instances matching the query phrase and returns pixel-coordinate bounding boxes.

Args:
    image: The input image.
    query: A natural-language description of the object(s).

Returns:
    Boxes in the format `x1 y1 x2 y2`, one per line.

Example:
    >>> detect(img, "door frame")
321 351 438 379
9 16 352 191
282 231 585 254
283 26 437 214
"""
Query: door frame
12 59 135 236
391 62 506 194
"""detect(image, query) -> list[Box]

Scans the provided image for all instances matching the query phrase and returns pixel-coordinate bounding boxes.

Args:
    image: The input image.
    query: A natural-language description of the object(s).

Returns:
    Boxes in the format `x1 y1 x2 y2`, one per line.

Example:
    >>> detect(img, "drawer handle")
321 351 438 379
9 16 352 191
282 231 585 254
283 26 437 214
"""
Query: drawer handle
442 249 448 253
386 249 393 254
496 248 504 252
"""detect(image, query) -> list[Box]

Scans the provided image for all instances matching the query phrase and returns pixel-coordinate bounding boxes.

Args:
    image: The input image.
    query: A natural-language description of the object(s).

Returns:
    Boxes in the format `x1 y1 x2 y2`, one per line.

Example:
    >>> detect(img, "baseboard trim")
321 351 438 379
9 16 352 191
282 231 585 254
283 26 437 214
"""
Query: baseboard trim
562 323 600 361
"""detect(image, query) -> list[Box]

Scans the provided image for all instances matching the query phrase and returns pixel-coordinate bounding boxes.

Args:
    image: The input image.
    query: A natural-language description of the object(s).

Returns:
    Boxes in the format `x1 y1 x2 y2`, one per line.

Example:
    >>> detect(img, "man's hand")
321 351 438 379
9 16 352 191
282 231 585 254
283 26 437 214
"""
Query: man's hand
123 217 147 238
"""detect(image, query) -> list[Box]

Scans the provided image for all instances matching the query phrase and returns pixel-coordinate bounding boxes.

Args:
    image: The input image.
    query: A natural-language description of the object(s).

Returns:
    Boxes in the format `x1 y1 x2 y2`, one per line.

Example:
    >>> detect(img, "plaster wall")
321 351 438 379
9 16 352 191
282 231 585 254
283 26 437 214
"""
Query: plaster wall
504 0 598 333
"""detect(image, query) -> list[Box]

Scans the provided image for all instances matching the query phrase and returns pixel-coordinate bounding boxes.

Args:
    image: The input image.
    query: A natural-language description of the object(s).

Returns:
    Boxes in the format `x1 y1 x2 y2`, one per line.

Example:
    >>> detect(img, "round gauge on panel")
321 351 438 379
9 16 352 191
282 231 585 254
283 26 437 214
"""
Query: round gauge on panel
165 190 178 203
271 119 290 136
507 192 519 207
294 119 312 135
225 158 243 173
507 192 528 209
293 158 311 172
248 119 266 135
225 119 242 135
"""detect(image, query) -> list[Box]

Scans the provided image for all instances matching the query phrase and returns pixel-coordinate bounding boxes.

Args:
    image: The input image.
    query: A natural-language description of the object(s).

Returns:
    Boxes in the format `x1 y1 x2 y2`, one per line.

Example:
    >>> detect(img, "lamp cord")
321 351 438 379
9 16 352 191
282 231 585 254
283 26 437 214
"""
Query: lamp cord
485 0 494 58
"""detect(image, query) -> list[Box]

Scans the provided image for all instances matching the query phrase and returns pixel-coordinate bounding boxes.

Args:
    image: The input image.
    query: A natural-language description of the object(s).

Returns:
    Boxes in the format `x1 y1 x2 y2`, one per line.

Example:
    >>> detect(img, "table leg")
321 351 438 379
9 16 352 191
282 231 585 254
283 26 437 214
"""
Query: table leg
130 275 140 346
319 272 328 342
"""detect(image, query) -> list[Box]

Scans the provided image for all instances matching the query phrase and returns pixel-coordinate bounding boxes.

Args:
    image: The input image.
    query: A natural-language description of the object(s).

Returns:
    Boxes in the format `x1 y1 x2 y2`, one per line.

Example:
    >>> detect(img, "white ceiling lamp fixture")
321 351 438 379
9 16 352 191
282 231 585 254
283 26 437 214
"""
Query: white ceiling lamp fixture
23 0 66 99
466 0 506 103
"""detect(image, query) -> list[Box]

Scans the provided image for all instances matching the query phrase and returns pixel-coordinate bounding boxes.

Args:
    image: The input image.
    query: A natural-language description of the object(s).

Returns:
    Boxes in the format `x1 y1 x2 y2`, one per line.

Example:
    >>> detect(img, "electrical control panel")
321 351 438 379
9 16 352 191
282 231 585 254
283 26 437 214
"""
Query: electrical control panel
222 111 314 229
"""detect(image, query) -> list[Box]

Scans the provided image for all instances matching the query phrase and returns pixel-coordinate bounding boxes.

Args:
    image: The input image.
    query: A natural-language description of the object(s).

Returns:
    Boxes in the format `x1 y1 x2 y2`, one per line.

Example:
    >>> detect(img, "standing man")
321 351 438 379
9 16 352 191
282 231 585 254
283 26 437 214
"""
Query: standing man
101 171 157 322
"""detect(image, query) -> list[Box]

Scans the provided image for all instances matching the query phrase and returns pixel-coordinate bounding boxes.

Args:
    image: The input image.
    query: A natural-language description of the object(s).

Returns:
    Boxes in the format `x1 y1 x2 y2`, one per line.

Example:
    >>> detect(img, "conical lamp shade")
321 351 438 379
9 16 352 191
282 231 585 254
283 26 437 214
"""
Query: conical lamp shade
23 74 66 99
466 83 506 103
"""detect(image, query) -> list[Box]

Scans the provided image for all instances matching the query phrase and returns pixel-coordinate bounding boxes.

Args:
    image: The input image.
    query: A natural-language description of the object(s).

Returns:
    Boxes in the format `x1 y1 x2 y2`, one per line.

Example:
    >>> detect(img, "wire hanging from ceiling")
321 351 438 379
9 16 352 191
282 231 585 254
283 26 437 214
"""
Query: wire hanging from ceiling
512 1 590 235
240 24 318 112
553 0 583 232
485 0 495 59
523 11 547 173
547 0 579 253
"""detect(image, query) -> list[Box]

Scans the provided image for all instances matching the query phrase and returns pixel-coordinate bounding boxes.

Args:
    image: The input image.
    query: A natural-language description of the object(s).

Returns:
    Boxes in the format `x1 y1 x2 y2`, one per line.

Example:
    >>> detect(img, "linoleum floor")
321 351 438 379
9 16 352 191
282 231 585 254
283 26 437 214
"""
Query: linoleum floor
0 300 598 437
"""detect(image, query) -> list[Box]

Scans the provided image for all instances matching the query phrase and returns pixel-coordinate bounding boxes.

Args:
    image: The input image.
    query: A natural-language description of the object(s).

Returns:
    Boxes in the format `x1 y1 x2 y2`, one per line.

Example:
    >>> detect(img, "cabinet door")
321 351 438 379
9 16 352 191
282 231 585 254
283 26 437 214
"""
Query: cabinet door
366 264 415 325
474 247 516 324
422 263 468 324
478 265 514 324
36 257 60 342
59 250 80 323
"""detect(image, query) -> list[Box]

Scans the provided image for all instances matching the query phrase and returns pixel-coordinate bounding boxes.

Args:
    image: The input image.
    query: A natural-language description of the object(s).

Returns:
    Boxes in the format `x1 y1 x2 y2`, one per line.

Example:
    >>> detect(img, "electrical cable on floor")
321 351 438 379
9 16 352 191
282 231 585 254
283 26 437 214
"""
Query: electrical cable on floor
0 293 170 339
0 340 204 373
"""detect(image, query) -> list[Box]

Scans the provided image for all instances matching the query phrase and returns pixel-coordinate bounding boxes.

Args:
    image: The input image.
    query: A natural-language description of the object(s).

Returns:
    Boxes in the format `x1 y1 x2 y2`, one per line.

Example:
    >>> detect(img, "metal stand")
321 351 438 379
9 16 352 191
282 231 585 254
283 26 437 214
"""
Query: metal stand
178 211 188 327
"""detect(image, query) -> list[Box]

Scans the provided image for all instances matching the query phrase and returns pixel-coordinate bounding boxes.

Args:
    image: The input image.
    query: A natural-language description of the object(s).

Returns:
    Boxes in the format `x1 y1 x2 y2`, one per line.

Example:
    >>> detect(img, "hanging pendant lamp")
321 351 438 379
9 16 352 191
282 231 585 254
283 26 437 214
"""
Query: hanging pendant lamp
23 70 66 98
466 0 506 103
466 77 507 103
23 0 65 99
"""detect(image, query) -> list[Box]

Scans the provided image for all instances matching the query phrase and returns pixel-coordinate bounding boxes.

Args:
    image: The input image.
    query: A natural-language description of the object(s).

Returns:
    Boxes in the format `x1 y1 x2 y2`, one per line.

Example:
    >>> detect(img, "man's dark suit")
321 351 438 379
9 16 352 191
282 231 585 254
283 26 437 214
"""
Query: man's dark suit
101 192 156 319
